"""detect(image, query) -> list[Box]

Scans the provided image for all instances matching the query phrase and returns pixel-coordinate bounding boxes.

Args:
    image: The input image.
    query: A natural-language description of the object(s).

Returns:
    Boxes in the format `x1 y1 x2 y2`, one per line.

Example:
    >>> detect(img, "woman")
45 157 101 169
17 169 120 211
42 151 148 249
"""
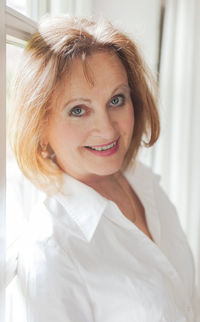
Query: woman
10 15 197 321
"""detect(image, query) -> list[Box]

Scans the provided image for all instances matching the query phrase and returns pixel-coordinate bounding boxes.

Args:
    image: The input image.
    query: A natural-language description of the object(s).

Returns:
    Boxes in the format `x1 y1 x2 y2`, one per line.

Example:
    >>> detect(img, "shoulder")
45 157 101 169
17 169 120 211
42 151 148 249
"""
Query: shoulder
127 159 161 185
125 160 161 201
17 198 77 292
131 160 185 232
17 216 93 321
131 161 195 296
17 224 74 293
127 160 180 236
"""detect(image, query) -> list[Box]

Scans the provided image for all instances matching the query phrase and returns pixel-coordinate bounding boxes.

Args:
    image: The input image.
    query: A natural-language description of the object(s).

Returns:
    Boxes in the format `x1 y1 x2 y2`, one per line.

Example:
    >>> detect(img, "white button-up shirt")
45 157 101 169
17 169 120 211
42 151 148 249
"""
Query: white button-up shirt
17 161 197 322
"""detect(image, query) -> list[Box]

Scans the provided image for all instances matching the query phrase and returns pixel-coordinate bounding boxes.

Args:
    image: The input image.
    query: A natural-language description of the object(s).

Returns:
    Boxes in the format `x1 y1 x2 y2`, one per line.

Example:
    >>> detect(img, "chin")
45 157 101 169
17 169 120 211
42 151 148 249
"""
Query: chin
89 163 122 177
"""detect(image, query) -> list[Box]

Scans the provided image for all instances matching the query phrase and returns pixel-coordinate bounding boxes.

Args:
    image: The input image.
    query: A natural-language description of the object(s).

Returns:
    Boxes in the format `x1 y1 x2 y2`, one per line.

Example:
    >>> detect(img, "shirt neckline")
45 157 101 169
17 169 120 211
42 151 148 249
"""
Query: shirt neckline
53 160 160 244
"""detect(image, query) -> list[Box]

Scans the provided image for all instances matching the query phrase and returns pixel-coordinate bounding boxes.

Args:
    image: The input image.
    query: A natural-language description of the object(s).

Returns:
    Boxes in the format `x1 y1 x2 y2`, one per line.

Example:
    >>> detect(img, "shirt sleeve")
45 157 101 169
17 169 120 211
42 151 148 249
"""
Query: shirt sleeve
17 235 94 322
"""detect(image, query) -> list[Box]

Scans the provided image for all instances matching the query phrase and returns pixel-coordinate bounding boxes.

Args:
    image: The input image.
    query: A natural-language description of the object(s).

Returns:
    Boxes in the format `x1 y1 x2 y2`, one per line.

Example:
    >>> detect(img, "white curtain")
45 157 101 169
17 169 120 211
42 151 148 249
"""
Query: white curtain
154 0 200 306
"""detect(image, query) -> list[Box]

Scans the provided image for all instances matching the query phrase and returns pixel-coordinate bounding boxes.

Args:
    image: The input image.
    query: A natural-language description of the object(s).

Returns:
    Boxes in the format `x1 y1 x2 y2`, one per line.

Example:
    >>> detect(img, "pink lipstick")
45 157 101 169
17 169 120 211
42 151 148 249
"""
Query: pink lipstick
85 138 120 157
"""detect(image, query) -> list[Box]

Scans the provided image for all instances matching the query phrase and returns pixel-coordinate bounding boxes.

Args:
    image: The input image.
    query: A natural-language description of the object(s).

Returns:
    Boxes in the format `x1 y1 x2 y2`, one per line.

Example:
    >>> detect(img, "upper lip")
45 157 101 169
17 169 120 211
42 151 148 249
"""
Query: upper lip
85 137 119 148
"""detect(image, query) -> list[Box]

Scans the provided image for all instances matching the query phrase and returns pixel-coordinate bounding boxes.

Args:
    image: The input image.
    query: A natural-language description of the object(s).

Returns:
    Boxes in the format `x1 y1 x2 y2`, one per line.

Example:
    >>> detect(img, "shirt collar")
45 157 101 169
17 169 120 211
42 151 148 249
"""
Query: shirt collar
54 173 108 242
52 160 160 244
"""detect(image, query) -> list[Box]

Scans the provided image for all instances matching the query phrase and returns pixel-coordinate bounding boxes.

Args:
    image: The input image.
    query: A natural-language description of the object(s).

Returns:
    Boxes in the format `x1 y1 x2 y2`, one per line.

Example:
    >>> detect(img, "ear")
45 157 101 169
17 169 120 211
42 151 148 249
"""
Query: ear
39 137 48 149
40 127 49 147
42 138 49 146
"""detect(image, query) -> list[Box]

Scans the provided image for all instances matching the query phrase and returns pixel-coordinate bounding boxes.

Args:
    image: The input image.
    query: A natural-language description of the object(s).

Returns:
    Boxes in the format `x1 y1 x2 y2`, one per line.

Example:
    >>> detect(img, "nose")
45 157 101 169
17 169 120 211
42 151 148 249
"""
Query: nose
92 109 117 140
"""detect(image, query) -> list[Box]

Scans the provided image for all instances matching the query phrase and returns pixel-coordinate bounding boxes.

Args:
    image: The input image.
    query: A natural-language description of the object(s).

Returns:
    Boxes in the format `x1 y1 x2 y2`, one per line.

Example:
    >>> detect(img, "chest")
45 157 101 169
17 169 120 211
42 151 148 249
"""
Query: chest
66 219 190 322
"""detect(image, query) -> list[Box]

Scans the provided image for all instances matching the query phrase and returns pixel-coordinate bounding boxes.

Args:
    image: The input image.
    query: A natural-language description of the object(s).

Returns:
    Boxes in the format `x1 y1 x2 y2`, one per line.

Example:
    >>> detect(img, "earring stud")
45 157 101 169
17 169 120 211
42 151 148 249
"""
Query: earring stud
40 143 48 158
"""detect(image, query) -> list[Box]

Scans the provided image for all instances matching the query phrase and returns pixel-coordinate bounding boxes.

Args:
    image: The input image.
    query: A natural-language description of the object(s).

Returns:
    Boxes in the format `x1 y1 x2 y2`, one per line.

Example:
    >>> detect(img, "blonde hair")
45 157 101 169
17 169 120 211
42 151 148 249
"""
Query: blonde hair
9 15 160 193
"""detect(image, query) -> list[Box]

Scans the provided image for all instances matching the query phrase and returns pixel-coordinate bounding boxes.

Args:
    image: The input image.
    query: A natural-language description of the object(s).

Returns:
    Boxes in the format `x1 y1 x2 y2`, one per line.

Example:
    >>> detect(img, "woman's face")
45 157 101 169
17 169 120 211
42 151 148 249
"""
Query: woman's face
46 51 134 182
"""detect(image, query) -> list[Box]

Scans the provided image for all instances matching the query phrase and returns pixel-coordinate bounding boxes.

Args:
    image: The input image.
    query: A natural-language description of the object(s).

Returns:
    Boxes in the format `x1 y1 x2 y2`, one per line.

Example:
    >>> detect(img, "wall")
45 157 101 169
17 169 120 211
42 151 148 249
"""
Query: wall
91 0 162 77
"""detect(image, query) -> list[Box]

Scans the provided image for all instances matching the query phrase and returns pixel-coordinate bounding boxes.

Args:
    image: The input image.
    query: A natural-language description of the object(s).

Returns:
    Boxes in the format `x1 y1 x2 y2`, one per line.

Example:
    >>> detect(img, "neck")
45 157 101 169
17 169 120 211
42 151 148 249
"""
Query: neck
79 171 124 197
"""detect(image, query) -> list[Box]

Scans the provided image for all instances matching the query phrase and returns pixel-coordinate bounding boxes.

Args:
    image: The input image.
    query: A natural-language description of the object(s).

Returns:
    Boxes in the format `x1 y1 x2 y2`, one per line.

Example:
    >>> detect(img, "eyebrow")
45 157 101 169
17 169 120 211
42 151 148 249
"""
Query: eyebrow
111 84 130 96
63 83 130 108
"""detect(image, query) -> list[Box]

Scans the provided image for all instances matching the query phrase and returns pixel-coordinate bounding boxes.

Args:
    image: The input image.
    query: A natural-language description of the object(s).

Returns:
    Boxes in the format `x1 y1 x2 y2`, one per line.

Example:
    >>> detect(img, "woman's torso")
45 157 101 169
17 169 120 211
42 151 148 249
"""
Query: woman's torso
17 161 195 322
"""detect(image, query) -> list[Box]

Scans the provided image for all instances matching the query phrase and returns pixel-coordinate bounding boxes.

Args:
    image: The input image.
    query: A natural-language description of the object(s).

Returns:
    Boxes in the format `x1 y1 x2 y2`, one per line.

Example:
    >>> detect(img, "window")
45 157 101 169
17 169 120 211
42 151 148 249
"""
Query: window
7 0 27 16
2 5 37 322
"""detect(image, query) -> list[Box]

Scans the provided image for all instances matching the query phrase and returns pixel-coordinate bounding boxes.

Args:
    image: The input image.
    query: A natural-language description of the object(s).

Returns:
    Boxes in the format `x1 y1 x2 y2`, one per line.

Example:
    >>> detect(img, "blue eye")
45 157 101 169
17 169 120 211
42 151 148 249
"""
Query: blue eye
69 106 85 117
110 95 125 107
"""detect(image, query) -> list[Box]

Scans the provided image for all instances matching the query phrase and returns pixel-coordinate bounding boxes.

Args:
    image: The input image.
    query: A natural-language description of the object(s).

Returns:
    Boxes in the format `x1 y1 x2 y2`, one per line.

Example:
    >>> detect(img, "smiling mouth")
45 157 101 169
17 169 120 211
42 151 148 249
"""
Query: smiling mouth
85 138 119 151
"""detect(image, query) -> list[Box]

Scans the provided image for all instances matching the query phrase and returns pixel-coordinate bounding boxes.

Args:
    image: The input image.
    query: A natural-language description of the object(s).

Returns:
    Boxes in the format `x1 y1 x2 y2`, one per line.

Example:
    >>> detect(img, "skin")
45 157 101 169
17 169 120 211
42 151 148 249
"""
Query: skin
45 51 134 186
44 50 154 241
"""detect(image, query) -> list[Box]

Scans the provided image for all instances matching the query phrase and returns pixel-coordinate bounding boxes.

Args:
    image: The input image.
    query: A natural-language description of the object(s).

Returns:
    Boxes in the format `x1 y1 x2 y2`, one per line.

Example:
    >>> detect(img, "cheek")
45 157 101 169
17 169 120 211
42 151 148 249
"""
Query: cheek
128 108 134 130
120 105 134 135
129 104 135 127
47 120 86 151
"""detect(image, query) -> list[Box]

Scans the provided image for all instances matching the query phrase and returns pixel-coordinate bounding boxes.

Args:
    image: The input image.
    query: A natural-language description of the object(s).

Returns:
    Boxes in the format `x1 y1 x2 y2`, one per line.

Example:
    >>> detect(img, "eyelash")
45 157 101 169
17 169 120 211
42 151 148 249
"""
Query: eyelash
69 94 126 118
110 94 125 107
69 106 86 117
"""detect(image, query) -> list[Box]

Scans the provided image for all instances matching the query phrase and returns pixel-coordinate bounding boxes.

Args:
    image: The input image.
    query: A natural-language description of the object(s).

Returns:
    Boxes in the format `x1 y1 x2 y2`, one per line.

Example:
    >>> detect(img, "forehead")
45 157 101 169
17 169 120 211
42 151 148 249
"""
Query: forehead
57 51 129 95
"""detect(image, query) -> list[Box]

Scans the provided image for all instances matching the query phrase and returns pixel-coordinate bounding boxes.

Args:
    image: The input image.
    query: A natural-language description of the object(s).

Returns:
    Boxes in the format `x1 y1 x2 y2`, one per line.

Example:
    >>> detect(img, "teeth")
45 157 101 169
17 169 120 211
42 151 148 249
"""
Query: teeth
90 141 117 151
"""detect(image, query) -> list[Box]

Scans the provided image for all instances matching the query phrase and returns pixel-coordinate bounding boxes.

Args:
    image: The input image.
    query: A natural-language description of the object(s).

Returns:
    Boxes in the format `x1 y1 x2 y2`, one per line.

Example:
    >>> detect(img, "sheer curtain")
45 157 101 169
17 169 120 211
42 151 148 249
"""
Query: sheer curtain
154 0 200 309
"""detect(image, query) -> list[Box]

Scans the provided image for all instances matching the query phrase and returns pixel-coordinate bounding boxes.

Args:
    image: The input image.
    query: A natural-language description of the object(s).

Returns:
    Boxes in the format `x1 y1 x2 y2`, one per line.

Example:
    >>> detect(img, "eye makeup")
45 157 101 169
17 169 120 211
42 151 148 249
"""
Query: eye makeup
68 106 86 117
109 94 126 107
63 84 131 118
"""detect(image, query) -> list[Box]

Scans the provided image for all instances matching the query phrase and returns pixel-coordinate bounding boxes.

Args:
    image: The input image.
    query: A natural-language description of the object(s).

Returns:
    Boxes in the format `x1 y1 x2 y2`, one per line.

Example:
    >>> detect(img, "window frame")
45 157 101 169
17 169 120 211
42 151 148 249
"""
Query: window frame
6 6 37 40
0 3 38 321
0 2 6 321
5 3 38 284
